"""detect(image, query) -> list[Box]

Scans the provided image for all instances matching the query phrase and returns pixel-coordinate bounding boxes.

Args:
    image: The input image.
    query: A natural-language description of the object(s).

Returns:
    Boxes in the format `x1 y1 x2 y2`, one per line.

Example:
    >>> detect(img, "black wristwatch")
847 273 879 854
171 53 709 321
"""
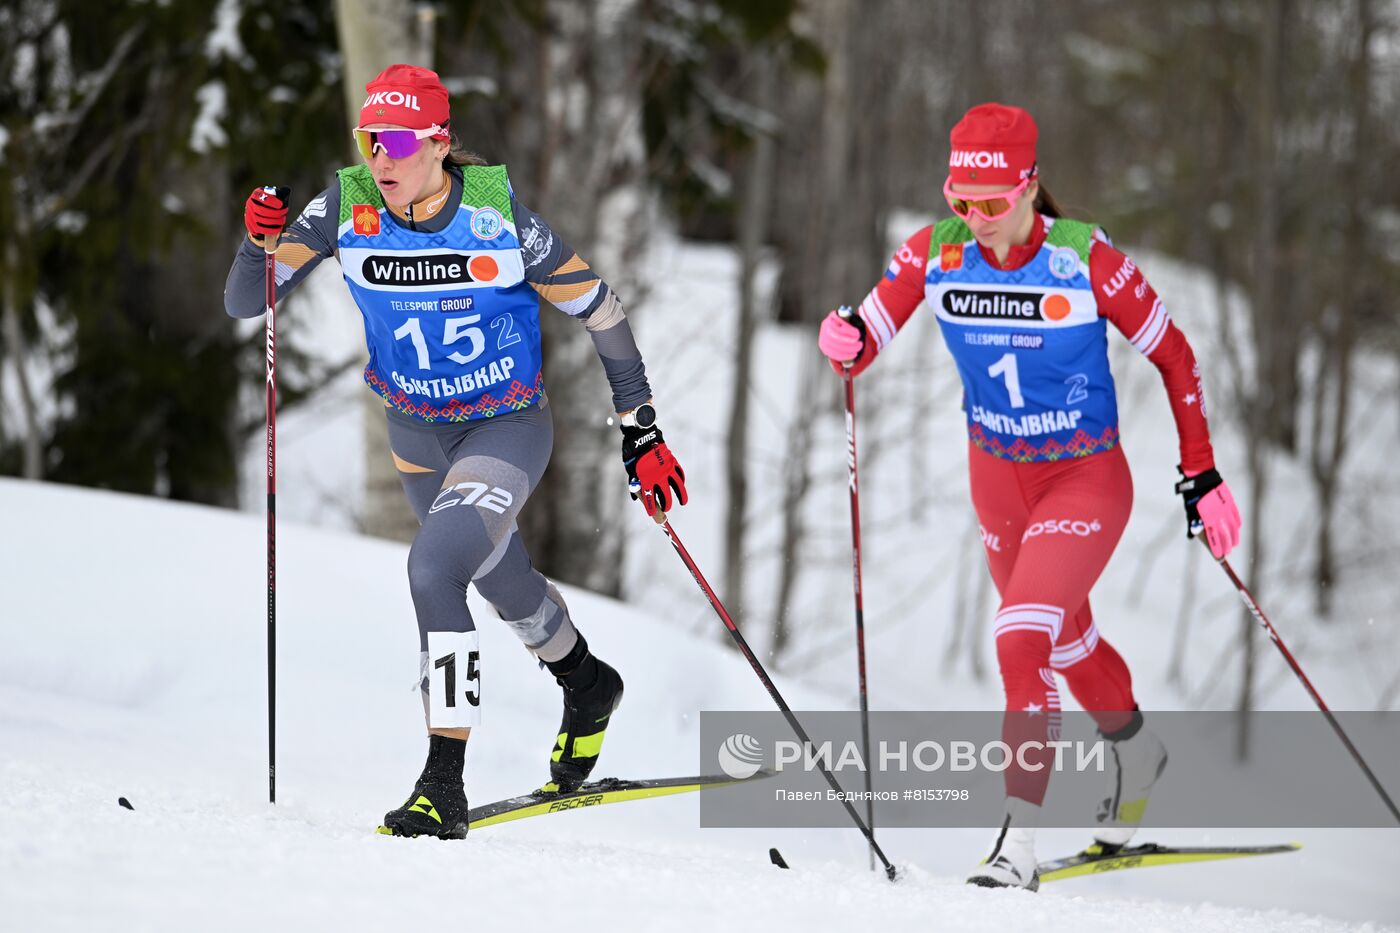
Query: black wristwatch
620 403 657 429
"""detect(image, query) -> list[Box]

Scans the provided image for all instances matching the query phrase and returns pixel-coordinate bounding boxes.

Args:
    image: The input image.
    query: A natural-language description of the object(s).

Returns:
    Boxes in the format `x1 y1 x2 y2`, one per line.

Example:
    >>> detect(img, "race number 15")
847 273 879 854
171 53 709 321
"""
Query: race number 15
427 630 481 728
394 316 486 370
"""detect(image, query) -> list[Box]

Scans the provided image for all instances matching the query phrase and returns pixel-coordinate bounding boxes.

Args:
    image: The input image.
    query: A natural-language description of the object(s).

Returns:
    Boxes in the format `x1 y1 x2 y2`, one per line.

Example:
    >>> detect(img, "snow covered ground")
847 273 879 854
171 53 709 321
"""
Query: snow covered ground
116 218 1389 929
2 479 1397 931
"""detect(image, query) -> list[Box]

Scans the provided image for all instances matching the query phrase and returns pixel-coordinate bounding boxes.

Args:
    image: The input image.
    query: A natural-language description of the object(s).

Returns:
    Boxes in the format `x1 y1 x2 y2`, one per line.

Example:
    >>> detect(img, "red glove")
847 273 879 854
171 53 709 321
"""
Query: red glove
244 186 291 244
622 425 687 517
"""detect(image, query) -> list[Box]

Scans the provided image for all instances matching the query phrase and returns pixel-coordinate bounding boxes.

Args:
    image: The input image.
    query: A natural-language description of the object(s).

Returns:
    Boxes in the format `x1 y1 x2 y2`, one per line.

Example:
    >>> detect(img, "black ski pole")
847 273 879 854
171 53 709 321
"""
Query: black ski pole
262 188 287 805
1205 539 1400 824
836 306 877 871
650 511 899 881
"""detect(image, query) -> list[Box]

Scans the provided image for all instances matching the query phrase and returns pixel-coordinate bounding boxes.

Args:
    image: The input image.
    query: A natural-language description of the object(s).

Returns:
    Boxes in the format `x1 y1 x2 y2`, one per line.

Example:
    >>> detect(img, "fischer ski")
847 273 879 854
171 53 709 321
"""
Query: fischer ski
1038 841 1301 883
377 772 767 835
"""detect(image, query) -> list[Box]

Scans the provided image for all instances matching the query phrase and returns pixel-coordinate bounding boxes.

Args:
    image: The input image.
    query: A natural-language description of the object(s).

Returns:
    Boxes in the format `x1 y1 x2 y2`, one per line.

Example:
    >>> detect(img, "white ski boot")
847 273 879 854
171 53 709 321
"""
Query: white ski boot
967 797 1041 891
1093 710 1168 848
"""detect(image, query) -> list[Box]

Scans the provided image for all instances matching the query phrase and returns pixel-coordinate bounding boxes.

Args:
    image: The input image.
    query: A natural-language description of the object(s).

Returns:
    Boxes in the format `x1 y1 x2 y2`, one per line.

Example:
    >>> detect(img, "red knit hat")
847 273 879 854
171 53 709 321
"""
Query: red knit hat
947 103 1038 186
359 64 451 136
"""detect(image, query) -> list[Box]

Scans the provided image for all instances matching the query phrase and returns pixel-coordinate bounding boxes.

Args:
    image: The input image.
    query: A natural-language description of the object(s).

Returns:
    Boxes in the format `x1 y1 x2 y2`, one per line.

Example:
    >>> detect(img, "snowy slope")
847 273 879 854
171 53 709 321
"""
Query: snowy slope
1 479 1395 931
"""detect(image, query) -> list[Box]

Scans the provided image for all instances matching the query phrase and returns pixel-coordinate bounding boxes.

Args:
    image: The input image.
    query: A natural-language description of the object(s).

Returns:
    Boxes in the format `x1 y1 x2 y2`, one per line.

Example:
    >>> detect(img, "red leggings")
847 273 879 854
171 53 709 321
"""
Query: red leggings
969 443 1137 805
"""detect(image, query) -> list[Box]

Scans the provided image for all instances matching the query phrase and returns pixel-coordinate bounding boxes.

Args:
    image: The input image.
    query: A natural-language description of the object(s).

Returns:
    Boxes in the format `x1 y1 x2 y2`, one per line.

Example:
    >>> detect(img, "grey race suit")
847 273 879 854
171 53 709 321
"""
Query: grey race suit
223 164 651 721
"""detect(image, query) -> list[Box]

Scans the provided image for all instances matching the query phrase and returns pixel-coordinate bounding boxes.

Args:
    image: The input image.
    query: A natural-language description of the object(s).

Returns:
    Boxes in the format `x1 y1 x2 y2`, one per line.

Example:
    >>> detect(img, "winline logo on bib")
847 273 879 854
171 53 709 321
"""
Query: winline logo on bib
362 253 501 287
942 289 1073 323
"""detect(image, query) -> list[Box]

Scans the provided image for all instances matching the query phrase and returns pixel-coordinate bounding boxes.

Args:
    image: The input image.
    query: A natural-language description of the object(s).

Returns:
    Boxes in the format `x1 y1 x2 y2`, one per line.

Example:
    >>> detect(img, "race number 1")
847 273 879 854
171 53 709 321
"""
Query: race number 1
988 352 1026 409
427 630 482 728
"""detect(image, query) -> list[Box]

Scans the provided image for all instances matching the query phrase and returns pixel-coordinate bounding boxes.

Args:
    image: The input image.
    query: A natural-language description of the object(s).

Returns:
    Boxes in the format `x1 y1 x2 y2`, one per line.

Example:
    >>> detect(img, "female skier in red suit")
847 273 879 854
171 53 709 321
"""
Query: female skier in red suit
818 102 1241 889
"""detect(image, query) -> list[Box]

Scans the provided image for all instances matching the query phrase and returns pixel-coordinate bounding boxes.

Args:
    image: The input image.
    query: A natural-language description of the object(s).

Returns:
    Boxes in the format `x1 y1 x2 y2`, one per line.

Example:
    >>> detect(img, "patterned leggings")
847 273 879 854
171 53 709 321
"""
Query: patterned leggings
969 442 1138 805
386 401 578 726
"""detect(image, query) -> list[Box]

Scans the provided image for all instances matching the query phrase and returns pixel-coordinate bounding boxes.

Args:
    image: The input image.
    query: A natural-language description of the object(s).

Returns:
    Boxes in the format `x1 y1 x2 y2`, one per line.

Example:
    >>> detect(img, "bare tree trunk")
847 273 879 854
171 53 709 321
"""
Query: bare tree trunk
2 230 43 480
769 354 822 666
944 515 982 674
1309 0 1369 618
335 0 422 541
414 3 436 64
1166 538 1199 688
969 559 990 682
335 0 419 130
907 325 937 522
1 135 46 481
795 0 852 319
1236 0 1290 757
780 0 884 318
512 0 647 597
723 56 779 624
768 0 893 661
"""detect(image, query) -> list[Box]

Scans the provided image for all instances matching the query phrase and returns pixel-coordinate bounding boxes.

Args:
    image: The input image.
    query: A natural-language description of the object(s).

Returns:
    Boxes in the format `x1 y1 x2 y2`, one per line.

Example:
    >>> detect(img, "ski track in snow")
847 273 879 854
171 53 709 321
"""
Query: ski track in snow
2 479 1395 932
2 757 1375 933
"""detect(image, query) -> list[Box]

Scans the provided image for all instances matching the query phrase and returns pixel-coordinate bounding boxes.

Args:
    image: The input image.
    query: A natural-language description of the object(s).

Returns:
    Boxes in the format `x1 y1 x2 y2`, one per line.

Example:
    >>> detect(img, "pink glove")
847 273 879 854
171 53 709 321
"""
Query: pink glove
818 310 865 365
1197 482 1241 559
1175 468 1242 559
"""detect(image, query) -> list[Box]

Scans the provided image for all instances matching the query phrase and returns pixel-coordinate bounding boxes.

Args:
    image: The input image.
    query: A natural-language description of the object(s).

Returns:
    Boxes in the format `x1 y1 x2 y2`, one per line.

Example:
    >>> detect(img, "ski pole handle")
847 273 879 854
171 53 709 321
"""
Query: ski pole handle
837 305 855 371
255 185 291 255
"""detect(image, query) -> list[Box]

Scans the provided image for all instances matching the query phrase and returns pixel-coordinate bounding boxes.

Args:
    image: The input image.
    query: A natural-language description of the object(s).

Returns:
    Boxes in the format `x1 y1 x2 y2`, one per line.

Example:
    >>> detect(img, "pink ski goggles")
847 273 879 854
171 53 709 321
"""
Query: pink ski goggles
943 175 1033 222
352 125 447 161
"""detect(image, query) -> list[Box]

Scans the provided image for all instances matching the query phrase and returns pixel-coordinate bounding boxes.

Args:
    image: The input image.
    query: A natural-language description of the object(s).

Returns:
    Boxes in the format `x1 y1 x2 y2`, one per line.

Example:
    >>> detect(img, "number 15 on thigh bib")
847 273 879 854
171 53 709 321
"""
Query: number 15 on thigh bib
428 630 482 728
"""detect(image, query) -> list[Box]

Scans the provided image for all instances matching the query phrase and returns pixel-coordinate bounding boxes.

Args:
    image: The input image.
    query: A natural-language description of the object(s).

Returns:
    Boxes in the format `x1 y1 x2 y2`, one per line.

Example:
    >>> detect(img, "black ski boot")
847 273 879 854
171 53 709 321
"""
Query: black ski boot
378 734 470 839
542 635 624 794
